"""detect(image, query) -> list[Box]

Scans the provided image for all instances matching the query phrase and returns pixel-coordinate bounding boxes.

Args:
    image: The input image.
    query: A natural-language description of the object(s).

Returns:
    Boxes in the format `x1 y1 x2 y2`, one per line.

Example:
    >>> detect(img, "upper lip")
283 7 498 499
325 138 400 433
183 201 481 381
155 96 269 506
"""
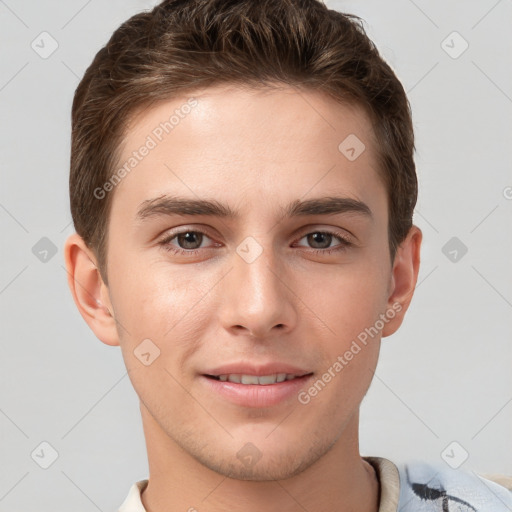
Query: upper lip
202 362 312 377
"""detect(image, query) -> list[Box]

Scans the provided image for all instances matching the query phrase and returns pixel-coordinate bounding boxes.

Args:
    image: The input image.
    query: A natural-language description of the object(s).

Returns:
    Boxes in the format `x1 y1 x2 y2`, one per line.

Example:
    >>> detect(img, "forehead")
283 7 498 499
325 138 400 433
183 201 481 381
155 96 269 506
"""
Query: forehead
110 83 385 221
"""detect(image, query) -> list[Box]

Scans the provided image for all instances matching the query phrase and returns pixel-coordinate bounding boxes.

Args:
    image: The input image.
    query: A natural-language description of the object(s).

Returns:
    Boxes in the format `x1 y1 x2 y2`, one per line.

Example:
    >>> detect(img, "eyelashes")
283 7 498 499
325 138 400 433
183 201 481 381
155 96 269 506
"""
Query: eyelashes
157 228 354 257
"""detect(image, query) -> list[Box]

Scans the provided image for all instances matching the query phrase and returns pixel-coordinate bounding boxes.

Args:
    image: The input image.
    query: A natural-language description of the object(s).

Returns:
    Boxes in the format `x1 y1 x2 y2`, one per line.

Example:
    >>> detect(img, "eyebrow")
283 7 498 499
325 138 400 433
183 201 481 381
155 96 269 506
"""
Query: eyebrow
136 195 372 221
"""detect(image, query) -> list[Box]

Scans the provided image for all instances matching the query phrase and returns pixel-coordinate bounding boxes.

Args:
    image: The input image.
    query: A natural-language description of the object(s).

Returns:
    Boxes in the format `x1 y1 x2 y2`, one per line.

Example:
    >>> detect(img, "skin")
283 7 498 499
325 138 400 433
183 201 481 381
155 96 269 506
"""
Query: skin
65 83 421 512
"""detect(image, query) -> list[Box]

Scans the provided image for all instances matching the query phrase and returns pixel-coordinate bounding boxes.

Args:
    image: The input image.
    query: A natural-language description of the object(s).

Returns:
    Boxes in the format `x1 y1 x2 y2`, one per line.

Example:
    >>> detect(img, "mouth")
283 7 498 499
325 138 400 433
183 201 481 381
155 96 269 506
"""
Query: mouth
200 371 314 408
203 373 312 385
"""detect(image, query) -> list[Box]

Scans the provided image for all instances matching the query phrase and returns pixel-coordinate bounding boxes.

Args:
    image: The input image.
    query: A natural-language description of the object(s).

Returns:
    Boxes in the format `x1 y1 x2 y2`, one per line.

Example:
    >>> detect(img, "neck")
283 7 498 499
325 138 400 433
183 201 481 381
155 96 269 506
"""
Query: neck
139 404 380 512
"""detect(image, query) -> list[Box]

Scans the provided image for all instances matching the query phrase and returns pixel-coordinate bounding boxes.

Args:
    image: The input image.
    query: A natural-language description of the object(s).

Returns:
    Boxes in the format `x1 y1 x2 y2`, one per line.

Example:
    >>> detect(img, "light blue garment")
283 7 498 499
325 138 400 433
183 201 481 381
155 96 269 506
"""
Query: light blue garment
396 459 512 511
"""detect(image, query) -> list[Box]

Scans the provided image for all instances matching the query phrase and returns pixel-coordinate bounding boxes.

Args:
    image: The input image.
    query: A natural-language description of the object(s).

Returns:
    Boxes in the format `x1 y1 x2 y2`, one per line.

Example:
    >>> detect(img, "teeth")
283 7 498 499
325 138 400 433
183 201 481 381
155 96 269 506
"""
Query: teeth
216 373 298 385
240 374 259 385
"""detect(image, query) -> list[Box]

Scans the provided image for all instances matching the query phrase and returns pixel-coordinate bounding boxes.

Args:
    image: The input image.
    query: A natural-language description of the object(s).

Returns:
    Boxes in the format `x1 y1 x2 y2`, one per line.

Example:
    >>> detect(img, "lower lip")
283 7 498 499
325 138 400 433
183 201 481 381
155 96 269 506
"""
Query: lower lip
200 374 314 408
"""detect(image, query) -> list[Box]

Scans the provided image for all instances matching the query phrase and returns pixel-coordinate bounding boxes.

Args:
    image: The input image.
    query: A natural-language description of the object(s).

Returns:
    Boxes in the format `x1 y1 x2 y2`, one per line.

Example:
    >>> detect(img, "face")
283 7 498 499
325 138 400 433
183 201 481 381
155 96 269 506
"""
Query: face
95 84 402 480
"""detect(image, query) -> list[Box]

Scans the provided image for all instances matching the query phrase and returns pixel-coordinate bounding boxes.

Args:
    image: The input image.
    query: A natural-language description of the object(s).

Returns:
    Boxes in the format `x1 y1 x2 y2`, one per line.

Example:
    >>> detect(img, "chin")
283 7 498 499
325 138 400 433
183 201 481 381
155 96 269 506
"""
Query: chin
191 435 330 482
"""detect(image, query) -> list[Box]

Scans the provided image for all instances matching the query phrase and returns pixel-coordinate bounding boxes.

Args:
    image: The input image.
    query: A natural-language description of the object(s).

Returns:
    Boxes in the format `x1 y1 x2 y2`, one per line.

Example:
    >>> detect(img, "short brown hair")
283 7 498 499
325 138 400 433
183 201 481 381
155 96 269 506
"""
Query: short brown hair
70 0 417 283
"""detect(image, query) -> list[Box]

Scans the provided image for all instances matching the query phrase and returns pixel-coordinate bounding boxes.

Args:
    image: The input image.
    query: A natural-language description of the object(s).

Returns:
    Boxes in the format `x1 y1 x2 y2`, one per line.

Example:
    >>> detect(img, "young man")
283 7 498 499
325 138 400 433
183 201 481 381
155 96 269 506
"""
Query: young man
64 1 512 510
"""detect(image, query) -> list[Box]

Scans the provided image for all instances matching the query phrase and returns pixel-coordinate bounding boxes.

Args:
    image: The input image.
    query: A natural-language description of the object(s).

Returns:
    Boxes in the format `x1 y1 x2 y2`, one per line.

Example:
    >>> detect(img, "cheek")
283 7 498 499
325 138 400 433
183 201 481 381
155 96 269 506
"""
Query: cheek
120 277 192 335
305 261 390 340
300 280 383 413
108 253 213 365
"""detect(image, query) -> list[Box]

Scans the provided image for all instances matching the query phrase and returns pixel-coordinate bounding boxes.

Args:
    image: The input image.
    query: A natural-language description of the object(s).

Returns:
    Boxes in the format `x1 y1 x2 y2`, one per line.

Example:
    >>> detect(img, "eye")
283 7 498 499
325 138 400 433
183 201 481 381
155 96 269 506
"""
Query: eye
159 229 215 256
158 228 353 257
294 230 353 254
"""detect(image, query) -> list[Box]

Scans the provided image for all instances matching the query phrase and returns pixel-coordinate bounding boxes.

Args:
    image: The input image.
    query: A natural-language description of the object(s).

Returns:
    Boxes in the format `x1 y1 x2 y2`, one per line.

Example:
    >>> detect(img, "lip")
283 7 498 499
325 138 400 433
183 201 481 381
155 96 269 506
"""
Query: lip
200 362 314 408
202 362 311 377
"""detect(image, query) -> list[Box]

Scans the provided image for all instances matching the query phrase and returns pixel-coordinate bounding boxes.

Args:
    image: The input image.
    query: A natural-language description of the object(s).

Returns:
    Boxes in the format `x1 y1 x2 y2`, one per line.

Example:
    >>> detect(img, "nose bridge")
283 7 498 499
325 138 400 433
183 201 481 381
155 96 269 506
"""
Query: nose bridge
220 233 296 337
235 235 282 308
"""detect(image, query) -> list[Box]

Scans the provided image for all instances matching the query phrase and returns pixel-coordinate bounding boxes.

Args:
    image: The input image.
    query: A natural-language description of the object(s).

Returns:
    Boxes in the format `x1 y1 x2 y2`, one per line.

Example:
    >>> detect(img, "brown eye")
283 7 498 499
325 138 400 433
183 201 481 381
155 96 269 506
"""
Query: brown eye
295 230 352 253
159 229 214 256
306 232 334 249
176 231 204 250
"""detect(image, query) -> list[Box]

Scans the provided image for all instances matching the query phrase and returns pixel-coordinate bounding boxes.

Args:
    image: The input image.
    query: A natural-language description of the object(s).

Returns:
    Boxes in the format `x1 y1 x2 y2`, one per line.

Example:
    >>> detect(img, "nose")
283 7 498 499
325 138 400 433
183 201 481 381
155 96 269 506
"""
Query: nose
218 240 298 340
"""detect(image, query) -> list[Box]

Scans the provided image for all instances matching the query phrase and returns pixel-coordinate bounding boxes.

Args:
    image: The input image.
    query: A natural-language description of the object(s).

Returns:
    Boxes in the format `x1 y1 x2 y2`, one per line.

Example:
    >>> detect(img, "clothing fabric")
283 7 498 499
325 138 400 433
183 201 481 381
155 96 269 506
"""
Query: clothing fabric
117 456 512 511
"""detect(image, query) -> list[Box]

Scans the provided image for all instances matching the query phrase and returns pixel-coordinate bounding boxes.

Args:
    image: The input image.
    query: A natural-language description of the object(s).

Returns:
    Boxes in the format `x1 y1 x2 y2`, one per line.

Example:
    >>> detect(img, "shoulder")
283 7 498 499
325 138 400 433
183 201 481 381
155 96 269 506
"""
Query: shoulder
394 458 512 511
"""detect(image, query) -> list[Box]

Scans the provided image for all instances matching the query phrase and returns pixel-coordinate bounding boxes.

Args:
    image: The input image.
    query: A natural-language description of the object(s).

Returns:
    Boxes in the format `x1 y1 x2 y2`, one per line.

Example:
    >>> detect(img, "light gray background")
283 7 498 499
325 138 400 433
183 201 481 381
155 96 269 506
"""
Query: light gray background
1 0 511 510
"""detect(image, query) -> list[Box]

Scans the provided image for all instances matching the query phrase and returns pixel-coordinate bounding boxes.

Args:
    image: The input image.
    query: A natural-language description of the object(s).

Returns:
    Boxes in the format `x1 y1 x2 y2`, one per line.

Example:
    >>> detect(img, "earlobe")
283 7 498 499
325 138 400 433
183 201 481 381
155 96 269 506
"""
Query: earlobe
64 233 120 347
382 225 422 338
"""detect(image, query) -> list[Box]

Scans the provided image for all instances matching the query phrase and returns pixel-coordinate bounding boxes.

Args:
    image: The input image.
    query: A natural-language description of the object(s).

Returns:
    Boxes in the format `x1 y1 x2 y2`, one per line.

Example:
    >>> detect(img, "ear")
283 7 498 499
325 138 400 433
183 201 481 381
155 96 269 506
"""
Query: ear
63 233 120 346
382 225 422 337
